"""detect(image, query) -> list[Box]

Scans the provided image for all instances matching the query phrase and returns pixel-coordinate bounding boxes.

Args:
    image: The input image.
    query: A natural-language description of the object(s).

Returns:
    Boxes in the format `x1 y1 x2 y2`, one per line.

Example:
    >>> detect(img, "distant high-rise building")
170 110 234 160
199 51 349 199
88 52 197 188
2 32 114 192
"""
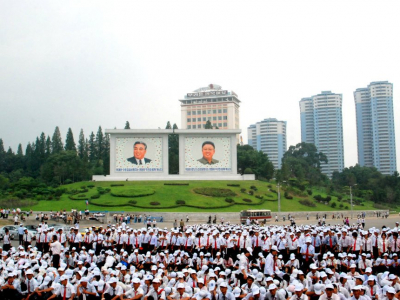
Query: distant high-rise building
354 81 396 175
299 91 344 177
247 118 287 169
179 84 240 130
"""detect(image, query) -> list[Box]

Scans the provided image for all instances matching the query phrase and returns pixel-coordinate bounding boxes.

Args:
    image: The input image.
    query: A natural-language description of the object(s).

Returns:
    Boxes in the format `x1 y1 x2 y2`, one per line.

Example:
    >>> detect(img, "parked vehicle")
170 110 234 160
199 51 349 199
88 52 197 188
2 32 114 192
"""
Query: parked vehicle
0 225 19 240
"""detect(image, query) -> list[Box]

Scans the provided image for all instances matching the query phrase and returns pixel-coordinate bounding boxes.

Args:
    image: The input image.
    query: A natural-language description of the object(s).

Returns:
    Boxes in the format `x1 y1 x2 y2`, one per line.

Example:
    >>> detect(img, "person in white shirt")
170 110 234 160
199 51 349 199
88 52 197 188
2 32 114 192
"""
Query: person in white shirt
318 283 340 300
144 278 166 300
168 282 191 300
102 277 123 300
76 277 98 300
48 275 76 300
50 235 62 268
122 277 144 300
290 284 308 300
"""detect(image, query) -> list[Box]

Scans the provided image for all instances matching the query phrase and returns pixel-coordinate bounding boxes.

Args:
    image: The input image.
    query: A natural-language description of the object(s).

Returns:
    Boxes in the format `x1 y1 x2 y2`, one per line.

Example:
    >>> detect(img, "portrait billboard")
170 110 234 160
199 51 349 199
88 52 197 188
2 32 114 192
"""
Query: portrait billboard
115 137 163 172
184 136 231 172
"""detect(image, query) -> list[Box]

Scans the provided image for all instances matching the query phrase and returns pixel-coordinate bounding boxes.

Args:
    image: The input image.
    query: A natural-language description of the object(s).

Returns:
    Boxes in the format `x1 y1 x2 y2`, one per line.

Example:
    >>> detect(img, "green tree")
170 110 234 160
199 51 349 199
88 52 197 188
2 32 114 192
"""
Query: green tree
205 120 213 129
165 121 172 129
88 132 96 162
78 129 86 159
102 133 110 175
124 121 131 129
45 137 51 157
65 128 77 152
41 151 82 184
51 126 64 153
168 123 179 174
0 138 5 172
95 126 104 160
237 145 274 179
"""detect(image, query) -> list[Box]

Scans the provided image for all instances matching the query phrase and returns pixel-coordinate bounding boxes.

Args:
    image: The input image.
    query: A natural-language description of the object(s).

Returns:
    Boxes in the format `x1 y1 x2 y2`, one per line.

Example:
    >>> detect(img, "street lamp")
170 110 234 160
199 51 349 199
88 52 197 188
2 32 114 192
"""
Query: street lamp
349 184 357 219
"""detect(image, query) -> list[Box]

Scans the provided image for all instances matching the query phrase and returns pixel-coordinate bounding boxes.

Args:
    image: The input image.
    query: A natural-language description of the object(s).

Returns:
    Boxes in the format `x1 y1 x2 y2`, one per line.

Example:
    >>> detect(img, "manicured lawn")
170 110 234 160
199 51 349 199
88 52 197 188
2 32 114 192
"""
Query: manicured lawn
16 180 377 213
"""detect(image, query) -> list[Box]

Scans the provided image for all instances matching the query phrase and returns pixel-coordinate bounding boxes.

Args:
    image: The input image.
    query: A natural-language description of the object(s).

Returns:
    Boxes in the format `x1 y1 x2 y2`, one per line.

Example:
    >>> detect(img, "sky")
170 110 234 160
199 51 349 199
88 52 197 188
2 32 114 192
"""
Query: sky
1 1 400 169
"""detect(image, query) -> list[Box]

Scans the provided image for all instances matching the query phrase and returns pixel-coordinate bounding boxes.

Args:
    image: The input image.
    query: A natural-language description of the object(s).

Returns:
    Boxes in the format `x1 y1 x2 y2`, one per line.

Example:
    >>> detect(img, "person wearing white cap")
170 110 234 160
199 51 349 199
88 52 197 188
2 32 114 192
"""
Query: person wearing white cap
318 283 340 300
22 269 38 298
290 284 307 300
103 277 123 300
216 281 235 300
349 285 366 300
48 275 76 300
121 277 144 300
76 277 98 300
168 282 191 300
383 287 397 300
144 278 166 300
300 238 315 272
265 284 285 300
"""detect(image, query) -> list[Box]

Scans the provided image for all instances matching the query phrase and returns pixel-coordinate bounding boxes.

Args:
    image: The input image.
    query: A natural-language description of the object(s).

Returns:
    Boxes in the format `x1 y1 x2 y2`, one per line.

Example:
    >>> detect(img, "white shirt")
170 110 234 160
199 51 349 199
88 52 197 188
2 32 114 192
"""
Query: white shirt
50 241 62 255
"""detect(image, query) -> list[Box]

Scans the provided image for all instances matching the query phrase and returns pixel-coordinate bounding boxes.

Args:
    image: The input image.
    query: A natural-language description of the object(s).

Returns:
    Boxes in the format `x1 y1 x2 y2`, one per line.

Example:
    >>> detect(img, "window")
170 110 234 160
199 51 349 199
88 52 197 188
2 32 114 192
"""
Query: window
223 122 227 127
218 123 222 127
223 116 227 120
223 109 227 113
192 118 196 122
187 118 191 122
203 117 206 121
187 125 191 129
208 110 211 114
218 109 222 113
213 110 217 114
218 116 222 120
197 110 201 114
213 117 217 120
203 110 206 114
192 111 196 115
198 118 201 121
187 111 191 115
197 124 201 128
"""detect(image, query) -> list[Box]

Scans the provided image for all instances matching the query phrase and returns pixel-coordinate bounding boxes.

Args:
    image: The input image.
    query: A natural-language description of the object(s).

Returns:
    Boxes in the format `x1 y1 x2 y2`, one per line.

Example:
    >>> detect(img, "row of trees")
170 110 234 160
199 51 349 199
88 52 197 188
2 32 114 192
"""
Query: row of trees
0 126 109 186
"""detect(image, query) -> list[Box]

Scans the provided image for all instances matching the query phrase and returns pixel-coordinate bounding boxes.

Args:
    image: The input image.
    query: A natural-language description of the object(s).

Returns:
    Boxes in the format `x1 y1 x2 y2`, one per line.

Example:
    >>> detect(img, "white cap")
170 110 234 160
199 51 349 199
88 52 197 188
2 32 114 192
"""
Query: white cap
268 284 277 290
295 284 304 292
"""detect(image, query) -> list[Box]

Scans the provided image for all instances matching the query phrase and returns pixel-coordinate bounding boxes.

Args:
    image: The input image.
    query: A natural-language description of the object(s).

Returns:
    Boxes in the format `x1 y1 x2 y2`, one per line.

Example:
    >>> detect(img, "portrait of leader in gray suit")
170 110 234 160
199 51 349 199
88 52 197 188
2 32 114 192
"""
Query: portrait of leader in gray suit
197 141 219 165
127 141 152 165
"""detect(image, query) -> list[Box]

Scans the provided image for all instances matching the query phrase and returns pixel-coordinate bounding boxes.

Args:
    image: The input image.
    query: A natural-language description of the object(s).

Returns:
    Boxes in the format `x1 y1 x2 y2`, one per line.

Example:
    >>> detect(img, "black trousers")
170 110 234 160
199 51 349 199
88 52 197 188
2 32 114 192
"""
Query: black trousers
53 254 60 268
19 234 23 245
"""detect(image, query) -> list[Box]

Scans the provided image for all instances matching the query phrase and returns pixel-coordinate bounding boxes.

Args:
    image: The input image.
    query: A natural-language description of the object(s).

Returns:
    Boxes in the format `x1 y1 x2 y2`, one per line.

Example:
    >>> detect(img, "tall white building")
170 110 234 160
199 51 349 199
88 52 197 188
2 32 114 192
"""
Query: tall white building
354 81 396 175
248 118 287 169
299 91 344 177
179 84 240 130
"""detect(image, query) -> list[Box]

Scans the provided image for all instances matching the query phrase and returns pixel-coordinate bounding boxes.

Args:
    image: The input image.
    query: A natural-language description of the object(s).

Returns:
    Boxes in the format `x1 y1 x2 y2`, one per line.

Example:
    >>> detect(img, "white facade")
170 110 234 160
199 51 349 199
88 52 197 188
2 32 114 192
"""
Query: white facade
180 84 240 130
247 118 287 169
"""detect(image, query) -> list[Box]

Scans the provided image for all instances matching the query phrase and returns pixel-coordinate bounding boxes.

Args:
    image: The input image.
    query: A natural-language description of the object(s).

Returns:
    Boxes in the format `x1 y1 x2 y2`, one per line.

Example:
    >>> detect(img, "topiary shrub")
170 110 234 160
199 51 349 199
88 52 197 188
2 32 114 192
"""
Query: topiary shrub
299 199 316 207
243 199 252 203
193 188 236 197
111 184 124 187
91 194 100 199
111 188 155 197
307 189 312 195
331 202 337 208
128 200 137 205
227 184 240 187
225 198 234 203
255 195 263 199
240 188 246 193
244 168 253 174
87 184 95 188
150 202 160 206
164 183 189 186
339 203 344 208
176 200 186 205
248 190 254 195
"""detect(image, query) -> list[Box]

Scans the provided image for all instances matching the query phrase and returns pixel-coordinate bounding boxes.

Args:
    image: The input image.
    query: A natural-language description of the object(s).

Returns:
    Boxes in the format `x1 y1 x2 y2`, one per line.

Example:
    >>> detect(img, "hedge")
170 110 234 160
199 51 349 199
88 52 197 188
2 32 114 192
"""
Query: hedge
111 184 124 187
299 199 316 207
193 188 236 197
164 183 189 186
227 184 240 187
111 188 155 198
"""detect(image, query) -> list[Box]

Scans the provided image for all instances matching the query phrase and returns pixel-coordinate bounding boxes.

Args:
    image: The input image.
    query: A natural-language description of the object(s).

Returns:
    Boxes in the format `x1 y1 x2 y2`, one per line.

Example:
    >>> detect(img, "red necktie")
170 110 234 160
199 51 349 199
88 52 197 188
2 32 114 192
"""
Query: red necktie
45 235 47 243
306 246 309 262
215 240 217 249
274 261 276 271
256 238 259 247
198 239 200 247
136 237 138 248
238 237 240 247
59 235 61 242
353 239 356 251
313 238 316 247
193 281 195 288
383 241 386 252
375 238 378 247
330 238 332 248
207 237 209 247
185 239 188 249
63 286 67 300
370 287 373 296
128 236 130 245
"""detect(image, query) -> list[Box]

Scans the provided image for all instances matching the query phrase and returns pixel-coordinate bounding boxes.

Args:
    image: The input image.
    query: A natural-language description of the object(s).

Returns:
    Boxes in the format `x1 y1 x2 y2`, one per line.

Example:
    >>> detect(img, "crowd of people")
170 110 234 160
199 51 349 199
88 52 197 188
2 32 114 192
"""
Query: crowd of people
1 216 400 300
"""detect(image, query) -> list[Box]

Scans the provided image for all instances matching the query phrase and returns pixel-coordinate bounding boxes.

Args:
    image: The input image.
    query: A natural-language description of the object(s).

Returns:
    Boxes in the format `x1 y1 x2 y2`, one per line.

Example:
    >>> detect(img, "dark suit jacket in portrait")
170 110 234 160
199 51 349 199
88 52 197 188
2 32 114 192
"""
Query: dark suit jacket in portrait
197 157 219 165
127 157 152 164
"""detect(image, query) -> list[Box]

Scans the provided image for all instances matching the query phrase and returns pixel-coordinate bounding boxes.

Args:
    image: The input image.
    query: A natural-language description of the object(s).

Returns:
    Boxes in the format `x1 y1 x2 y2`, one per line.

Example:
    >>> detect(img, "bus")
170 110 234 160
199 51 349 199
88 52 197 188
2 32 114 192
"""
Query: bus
240 209 272 225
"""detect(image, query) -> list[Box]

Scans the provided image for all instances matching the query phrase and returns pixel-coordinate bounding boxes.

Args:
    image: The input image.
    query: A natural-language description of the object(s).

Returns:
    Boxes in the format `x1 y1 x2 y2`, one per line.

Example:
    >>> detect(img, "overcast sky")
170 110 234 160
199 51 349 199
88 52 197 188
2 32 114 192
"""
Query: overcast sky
1 1 400 169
